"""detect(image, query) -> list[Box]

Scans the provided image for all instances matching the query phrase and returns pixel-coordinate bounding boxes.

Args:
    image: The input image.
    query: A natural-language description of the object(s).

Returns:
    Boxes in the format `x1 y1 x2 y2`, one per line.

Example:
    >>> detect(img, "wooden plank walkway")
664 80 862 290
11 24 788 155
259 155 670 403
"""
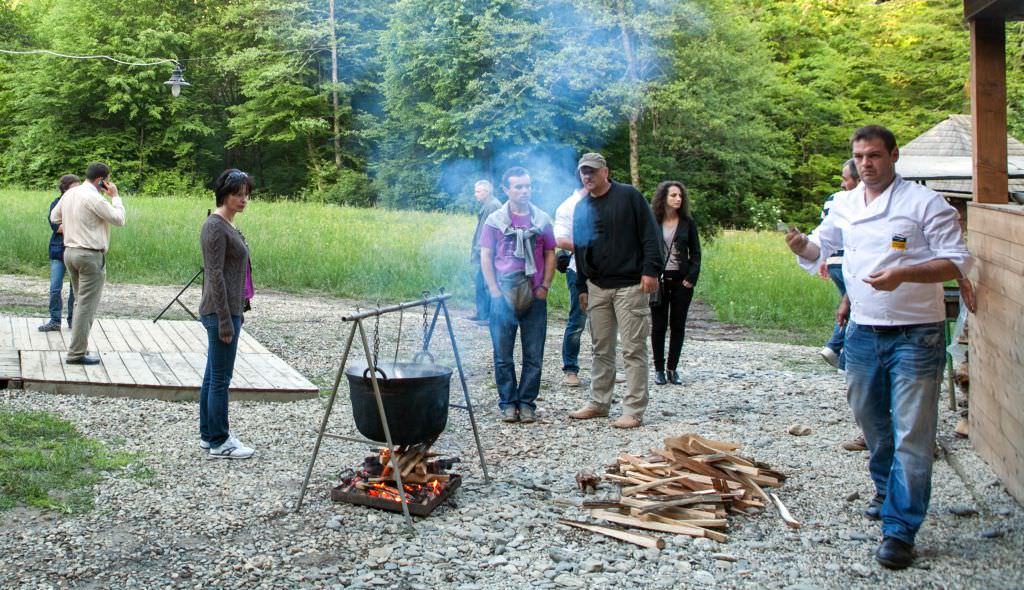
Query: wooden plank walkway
1 316 318 401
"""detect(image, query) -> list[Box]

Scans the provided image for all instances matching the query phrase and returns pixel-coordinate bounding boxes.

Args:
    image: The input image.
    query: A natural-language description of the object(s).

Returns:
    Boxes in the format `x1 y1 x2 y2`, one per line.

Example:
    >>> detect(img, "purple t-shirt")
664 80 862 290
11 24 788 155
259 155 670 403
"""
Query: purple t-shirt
479 212 556 290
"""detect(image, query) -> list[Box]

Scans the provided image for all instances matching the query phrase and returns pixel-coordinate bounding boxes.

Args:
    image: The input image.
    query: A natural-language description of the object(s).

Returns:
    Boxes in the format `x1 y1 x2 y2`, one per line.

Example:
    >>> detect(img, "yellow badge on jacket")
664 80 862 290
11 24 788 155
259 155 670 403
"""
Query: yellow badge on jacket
891 234 907 250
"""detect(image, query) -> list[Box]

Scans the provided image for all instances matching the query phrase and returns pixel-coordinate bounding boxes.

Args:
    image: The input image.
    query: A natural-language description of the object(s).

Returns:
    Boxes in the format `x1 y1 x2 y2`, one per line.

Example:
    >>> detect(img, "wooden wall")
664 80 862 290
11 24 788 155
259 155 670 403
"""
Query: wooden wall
967 202 1024 503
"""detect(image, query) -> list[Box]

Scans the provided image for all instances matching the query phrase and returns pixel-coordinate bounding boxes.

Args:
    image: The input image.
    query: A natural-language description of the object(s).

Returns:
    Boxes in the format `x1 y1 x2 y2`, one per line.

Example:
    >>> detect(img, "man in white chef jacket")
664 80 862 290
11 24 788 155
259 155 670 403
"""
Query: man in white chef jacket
785 125 973 570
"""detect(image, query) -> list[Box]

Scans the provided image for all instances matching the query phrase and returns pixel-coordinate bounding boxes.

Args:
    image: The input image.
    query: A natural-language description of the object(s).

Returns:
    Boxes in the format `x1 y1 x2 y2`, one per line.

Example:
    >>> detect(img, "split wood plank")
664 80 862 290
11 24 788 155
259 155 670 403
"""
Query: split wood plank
127 320 160 352
250 352 303 389
151 321 190 353
119 352 159 386
98 319 130 352
19 350 46 380
161 352 202 387
558 519 665 550
141 352 181 386
234 329 256 354
59 356 90 383
25 318 50 350
0 317 13 348
0 350 21 379
86 321 113 353
266 353 314 389
111 319 145 352
141 321 181 353
40 351 66 382
182 352 208 380
226 355 262 390
99 352 135 385
235 354 281 389
177 320 210 351
591 510 726 541
768 493 801 529
239 330 271 354
82 356 110 384
44 329 66 352
11 317 33 351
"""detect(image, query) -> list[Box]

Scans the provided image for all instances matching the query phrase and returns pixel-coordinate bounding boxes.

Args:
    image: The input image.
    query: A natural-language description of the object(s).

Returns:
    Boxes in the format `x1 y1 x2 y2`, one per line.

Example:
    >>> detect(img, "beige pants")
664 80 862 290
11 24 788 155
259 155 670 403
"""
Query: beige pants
586 281 650 417
64 247 106 359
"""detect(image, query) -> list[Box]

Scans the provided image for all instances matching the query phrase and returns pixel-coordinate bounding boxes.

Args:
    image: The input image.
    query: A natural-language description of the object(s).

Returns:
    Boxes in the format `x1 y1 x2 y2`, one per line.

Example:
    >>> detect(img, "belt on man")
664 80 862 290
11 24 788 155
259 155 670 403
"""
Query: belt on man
858 322 940 333
69 246 105 253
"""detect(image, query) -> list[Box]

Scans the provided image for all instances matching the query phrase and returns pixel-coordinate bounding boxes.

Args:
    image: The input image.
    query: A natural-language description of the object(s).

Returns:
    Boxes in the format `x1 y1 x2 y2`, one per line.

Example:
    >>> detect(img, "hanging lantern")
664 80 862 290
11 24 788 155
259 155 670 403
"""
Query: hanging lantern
164 63 190 97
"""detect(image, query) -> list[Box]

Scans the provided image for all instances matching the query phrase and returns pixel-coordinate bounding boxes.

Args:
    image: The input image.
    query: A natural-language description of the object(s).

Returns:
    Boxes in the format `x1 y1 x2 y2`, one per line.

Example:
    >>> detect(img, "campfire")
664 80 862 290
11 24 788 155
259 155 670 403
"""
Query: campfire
331 441 461 516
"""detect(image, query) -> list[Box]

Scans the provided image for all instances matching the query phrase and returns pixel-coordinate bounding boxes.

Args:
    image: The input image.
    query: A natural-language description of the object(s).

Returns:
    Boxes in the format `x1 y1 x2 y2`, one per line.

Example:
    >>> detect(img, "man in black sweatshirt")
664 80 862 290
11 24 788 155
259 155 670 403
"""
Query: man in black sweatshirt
568 153 663 428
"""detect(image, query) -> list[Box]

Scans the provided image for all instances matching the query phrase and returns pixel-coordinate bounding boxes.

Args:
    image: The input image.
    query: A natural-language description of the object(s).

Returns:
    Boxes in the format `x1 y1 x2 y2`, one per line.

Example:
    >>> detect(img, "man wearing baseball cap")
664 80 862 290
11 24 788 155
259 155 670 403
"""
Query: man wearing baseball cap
568 153 662 428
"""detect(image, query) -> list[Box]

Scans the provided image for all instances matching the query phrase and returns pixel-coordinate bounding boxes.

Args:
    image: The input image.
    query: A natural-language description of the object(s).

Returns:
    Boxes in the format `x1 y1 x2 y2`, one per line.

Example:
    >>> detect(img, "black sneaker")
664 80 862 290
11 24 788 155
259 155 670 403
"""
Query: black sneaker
38 320 61 332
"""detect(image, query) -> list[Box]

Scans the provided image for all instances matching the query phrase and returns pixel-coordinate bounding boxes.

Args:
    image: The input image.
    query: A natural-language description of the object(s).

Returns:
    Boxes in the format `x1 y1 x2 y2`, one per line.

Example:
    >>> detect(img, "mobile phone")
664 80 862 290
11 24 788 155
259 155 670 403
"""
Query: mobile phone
98 180 107 191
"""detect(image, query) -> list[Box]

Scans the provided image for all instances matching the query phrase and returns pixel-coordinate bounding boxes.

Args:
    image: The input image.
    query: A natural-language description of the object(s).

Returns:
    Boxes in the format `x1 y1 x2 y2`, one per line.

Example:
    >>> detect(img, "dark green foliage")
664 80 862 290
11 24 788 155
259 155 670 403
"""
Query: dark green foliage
0 0 1019 228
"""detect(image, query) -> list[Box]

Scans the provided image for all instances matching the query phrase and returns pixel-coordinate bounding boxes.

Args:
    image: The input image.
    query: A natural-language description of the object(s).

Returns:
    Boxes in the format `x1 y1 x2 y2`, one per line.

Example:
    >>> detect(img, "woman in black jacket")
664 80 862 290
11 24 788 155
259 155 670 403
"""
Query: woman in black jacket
650 181 701 385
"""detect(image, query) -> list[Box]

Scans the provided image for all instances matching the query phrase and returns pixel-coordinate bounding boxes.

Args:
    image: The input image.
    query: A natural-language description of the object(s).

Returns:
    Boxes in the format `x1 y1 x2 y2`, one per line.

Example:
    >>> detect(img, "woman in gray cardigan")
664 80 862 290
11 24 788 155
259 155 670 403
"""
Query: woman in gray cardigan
199 169 255 459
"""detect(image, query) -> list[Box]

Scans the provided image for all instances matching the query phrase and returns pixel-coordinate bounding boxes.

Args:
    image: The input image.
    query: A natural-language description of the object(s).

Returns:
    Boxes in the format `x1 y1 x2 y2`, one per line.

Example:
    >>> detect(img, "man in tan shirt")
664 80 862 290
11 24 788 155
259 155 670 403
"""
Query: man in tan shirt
50 162 126 364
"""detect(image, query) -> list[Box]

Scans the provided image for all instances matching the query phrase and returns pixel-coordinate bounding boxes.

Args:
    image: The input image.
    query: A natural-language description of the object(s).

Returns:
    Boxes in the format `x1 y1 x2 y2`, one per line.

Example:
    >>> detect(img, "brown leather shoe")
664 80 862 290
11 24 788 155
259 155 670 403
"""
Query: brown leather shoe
612 414 642 429
562 372 580 387
568 405 608 420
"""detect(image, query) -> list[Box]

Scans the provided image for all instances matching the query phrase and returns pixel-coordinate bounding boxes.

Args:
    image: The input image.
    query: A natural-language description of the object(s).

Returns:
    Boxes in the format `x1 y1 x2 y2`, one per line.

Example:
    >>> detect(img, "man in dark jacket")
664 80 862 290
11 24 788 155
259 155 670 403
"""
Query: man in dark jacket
568 153 662 429
38 174 80 332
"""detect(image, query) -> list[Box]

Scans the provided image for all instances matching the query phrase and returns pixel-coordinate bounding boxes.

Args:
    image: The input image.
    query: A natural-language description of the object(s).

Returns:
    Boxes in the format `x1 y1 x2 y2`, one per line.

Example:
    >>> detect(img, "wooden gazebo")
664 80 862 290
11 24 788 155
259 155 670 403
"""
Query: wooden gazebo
963 0 1024 504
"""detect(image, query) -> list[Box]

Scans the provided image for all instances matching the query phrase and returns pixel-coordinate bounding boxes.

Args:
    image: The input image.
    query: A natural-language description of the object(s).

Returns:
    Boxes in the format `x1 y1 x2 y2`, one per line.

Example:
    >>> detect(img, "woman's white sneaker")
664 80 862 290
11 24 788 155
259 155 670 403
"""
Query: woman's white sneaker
208 435 254 459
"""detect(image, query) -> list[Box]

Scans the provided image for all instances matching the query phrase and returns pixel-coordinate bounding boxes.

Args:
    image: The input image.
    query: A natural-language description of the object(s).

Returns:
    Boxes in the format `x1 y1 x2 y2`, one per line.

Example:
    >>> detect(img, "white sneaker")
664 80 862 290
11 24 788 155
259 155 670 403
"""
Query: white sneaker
208 435 254 459
199 431 231 451
819 347 839 369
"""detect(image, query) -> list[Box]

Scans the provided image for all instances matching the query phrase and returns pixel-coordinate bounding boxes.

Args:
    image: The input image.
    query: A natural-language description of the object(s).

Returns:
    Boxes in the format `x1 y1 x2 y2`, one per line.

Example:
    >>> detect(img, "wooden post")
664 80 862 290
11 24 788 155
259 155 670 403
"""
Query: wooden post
970 18 1008 204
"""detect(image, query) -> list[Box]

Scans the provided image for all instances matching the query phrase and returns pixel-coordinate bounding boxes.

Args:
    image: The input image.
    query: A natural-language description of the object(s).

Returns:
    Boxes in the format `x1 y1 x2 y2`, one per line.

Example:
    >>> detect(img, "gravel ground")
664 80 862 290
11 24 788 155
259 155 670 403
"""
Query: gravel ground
1 274 1021 589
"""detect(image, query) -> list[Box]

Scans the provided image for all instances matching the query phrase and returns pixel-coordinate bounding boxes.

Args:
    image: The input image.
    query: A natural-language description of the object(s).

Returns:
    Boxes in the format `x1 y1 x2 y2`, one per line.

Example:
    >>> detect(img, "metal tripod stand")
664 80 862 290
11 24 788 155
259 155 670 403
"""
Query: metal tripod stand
294 290 490 527
153 267 203 322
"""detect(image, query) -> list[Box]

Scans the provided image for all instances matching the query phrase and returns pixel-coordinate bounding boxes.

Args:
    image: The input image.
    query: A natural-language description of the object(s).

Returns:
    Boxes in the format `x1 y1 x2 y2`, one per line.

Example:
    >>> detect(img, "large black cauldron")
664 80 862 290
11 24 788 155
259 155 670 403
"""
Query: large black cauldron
346 361 452 445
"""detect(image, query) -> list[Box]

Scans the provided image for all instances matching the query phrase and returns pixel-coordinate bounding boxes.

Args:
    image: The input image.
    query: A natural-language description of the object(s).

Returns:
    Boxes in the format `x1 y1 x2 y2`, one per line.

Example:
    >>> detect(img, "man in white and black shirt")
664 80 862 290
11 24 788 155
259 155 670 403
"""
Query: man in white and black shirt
786 126 973 570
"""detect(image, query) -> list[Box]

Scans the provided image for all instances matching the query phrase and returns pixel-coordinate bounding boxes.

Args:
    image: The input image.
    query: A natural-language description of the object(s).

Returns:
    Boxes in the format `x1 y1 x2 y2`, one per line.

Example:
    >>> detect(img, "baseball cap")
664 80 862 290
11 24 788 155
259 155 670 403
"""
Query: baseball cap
577 152 607 170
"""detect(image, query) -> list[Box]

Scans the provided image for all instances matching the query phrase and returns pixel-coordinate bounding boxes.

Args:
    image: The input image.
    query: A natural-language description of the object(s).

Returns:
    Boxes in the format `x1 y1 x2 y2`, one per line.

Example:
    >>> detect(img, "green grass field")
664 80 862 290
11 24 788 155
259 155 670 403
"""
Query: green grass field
0 410 150 513
0 189 838 344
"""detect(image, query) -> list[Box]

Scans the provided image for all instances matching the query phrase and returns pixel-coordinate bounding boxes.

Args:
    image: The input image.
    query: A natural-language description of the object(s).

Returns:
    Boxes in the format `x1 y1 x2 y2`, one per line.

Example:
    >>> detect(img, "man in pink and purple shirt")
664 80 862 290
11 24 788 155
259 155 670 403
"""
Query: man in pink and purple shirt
479 166 556 424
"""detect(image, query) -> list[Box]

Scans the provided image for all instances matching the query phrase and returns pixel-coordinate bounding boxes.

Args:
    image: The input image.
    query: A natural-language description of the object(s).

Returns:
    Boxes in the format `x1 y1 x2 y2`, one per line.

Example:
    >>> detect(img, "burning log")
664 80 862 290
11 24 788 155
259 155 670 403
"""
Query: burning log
331 443 461 517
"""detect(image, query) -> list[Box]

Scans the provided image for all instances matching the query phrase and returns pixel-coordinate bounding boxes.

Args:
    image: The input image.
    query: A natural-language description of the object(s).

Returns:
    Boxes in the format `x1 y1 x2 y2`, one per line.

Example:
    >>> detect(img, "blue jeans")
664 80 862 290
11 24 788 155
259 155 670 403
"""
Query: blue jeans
561 269 586 374
473 266 491 320
199 314 242 448
825 263 846 368
48 258 74 325
845 320 945 545
489 295 547 410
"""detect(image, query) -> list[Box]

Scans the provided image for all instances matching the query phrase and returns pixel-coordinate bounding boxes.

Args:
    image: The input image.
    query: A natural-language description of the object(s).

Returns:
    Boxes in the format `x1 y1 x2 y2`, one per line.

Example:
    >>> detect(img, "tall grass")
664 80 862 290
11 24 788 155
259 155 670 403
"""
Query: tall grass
1 190 837 342
0 189 570 310
697 231 838 343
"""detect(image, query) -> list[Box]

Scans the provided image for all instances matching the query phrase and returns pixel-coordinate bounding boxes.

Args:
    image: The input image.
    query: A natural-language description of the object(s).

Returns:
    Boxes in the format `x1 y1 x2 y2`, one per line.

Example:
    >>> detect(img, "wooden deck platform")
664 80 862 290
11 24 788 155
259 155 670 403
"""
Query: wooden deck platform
0 316 318 401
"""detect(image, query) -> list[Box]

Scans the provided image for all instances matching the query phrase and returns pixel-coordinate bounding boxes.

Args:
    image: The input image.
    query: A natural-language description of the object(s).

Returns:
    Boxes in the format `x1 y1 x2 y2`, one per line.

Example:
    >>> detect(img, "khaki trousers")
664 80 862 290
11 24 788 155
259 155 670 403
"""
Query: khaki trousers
586 281 650 417
64 247 106 359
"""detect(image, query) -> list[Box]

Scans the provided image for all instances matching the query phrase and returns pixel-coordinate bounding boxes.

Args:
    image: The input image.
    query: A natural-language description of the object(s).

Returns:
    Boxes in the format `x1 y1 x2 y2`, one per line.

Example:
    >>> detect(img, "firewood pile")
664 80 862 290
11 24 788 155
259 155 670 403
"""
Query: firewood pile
560 433 797 549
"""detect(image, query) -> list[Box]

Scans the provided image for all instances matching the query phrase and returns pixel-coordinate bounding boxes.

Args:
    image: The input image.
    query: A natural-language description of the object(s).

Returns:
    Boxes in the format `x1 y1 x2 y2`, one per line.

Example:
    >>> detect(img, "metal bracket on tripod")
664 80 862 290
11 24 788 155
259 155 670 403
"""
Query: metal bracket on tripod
293 289 490 527
153 267 203 322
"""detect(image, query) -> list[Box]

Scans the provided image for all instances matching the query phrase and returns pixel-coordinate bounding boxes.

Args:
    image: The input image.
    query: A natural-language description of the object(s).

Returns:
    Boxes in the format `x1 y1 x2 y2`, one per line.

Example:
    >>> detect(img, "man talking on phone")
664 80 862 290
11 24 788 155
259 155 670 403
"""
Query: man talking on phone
50 162 126 365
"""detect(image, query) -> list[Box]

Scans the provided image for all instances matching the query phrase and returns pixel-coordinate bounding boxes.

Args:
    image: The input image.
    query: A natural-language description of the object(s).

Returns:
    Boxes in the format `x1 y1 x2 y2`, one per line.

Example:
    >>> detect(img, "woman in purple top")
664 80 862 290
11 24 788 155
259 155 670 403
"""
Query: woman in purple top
198 169 255 459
